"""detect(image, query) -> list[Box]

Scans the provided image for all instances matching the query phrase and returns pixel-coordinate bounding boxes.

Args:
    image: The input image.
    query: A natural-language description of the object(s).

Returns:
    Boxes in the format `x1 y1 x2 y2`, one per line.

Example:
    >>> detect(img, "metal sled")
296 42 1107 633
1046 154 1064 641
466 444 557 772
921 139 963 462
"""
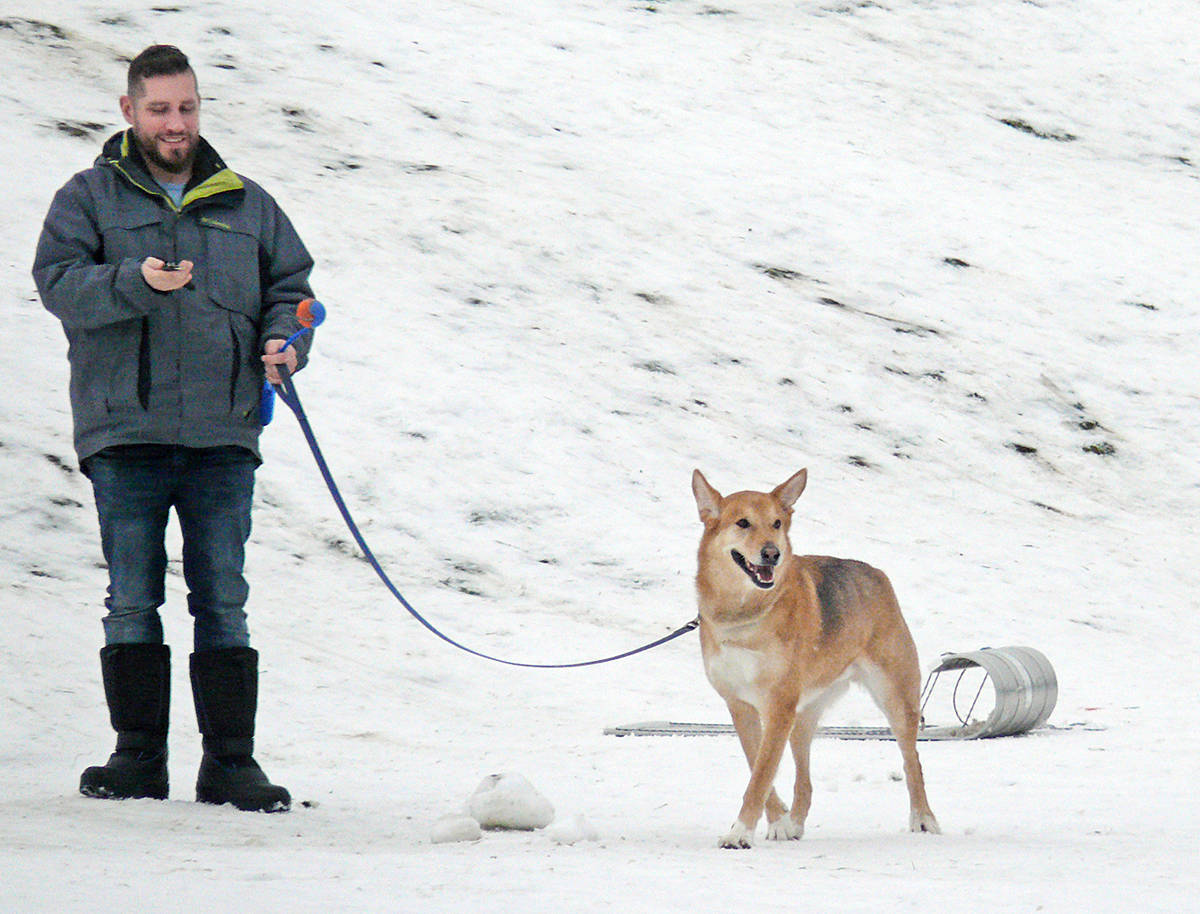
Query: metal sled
604 646 1058 741
918 645 1058 738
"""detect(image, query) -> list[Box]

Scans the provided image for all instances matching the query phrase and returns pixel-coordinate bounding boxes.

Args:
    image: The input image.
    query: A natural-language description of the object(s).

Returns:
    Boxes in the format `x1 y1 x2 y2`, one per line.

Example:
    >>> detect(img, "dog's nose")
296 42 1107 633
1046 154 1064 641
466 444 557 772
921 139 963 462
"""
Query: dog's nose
761 543 780 566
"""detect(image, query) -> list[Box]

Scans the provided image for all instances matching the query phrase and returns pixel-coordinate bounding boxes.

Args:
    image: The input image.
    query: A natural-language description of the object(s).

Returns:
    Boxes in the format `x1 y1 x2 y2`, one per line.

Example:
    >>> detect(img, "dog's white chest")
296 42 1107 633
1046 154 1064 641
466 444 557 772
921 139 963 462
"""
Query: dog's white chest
705 644 768 708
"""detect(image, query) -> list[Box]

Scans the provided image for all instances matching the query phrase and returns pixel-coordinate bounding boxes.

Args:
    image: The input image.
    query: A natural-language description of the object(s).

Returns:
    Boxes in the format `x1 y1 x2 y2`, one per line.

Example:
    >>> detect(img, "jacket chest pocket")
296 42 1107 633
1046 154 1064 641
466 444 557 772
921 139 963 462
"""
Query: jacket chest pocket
200 218 262 318
98 211 167 263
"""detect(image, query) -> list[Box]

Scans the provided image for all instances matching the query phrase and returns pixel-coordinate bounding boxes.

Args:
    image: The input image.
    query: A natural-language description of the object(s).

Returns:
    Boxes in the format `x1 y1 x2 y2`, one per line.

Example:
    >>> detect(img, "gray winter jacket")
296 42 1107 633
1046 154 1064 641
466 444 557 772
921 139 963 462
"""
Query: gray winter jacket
33 130 315 463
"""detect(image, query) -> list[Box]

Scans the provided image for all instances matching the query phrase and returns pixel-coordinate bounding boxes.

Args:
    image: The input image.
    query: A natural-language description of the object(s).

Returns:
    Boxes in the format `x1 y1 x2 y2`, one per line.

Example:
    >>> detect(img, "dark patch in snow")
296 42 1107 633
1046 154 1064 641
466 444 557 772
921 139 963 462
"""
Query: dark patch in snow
51 120 107 138
635 360 675 375
888 362 940 376
823 1 888 13
441 560 488 597
634 291 670 305
998 117 1077 143
1032 501 1066 514
44 453 74 475
324 536 361 559
282 107 314 132
755 263 820 284
0 18 69 43
469 510 516 525
818 297 941 337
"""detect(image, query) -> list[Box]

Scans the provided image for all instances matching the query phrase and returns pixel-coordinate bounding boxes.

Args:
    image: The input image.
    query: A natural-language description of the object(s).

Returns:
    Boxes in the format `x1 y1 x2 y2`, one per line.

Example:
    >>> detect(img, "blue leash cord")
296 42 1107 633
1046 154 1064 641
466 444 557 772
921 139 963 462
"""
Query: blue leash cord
272 366 699 668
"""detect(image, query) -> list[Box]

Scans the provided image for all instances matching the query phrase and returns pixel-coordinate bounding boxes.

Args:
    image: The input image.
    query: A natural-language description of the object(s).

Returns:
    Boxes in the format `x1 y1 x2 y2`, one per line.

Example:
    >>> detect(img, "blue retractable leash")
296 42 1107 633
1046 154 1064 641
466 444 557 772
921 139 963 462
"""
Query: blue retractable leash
264 300 699 668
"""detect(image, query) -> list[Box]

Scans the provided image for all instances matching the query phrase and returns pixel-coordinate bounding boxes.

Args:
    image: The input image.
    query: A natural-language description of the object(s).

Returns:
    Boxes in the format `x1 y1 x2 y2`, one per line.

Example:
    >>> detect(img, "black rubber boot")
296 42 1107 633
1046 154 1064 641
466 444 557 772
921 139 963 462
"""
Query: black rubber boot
190 647 290 813
79 643 170 800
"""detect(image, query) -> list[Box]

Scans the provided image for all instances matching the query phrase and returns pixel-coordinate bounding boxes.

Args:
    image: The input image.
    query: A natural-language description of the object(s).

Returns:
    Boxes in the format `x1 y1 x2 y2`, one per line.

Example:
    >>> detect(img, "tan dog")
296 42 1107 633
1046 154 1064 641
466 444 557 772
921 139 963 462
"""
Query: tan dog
692 468 939 848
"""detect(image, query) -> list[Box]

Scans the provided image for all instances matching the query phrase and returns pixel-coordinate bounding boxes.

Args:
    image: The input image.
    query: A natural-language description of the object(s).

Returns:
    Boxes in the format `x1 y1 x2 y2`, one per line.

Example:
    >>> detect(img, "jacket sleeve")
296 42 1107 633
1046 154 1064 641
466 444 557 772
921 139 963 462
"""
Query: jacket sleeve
32 176 165 330
256 192 316 371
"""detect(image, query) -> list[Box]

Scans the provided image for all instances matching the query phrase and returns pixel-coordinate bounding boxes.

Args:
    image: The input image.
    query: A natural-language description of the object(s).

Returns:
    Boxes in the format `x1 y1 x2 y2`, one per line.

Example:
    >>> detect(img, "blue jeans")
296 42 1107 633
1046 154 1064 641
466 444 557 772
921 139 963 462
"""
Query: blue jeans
85 445 259 651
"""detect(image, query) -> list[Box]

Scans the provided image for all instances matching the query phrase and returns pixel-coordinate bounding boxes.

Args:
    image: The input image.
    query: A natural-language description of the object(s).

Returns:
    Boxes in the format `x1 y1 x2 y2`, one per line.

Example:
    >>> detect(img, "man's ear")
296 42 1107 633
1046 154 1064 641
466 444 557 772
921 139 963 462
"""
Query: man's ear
120 95 135 125
692 469 722 523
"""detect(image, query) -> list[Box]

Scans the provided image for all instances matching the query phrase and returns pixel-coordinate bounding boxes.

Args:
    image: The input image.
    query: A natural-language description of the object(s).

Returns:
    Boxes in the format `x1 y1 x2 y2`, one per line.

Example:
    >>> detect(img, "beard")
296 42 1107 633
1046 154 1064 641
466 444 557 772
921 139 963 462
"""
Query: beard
131 126 198 177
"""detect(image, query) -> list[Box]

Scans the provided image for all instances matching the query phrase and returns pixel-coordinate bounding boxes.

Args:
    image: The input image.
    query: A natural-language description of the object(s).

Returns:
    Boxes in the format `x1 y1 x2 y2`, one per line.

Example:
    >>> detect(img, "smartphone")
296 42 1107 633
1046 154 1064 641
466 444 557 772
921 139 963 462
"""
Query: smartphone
162 261 181 271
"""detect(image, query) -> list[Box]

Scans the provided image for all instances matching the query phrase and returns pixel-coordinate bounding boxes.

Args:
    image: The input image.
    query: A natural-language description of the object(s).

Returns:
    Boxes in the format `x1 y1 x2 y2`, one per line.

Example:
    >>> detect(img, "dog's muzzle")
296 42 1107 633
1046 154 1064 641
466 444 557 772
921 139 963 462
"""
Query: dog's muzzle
732 546 779 589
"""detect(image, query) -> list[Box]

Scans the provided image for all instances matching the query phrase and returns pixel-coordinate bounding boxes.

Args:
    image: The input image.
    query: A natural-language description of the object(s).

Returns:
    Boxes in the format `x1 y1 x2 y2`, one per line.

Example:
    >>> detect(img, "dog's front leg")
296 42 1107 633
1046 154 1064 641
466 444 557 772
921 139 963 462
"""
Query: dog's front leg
721 701 796 849
766 703 823 841
725 698 789 825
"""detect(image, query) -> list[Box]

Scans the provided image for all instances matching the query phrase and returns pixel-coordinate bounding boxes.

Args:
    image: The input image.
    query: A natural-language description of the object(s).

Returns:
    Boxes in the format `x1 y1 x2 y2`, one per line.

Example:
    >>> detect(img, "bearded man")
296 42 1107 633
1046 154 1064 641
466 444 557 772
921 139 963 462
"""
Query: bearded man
33 44 316 812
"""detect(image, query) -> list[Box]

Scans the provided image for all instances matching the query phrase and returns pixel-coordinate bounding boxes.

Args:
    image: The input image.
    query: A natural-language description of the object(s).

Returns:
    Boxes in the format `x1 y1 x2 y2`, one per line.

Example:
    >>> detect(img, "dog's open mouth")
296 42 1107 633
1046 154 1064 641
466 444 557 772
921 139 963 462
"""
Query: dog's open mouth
732 550 776 589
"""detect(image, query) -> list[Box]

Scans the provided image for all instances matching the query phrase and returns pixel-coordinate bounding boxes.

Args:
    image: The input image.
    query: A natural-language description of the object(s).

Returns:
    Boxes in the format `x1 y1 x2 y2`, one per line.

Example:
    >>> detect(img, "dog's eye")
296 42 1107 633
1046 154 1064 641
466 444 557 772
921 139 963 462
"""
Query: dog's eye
773 519 782 529
736 519 751 529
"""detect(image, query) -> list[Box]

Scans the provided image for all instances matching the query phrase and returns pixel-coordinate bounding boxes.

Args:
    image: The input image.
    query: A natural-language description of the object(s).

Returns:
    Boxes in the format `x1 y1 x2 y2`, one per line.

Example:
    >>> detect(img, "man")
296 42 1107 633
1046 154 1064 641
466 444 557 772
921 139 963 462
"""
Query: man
33 45 315 812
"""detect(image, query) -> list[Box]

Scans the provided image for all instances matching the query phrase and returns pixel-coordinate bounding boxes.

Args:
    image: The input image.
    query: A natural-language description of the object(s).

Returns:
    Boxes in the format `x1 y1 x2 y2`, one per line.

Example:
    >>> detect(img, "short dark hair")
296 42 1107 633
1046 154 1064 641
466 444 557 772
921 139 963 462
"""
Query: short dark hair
127 45 195 97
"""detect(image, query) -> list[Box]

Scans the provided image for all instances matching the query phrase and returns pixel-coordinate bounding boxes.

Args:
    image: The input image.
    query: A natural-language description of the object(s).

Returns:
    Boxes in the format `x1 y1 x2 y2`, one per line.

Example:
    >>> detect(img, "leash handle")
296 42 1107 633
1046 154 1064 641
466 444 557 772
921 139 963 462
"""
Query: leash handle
274 365 698 668
261 299 326 426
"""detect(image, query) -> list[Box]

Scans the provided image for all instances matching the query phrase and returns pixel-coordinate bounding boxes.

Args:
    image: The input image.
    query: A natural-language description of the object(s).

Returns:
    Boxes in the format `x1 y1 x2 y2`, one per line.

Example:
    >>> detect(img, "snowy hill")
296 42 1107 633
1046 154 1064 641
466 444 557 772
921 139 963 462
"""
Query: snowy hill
2 1 1198 911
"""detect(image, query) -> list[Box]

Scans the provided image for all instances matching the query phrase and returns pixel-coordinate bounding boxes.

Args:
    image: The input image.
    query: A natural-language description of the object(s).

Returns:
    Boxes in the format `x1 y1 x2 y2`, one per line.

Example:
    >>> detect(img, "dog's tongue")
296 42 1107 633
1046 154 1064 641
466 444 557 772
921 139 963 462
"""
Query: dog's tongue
749 562 774 584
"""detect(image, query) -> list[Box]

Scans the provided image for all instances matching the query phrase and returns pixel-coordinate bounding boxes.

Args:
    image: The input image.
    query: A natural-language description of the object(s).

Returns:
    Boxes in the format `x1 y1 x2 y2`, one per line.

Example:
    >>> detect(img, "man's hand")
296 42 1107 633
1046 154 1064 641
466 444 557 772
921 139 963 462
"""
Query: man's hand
141 257 193 291
262 338 299 386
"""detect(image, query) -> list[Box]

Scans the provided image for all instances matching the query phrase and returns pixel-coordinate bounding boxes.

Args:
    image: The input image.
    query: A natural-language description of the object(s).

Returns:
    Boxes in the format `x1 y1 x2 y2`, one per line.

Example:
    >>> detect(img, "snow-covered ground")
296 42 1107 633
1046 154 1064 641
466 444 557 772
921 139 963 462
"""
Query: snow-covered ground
2 1 1198 910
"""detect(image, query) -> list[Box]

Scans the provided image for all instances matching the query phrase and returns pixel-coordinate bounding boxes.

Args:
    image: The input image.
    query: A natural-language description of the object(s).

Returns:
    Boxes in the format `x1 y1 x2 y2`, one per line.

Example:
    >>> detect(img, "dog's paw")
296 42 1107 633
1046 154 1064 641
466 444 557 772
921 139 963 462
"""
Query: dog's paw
910 810 941 834
765 815 803 841
718 822 754 849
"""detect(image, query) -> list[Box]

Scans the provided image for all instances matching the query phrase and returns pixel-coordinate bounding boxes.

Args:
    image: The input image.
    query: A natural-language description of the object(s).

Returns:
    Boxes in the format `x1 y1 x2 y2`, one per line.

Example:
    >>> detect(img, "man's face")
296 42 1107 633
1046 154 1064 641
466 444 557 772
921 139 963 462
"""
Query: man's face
120 71 200 179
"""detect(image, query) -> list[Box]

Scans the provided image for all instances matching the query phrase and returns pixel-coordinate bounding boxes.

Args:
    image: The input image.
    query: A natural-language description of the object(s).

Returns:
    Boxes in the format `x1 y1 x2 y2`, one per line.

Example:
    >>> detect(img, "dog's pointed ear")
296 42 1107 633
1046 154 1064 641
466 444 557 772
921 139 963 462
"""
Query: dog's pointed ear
692 469 722 523
773 468 808 509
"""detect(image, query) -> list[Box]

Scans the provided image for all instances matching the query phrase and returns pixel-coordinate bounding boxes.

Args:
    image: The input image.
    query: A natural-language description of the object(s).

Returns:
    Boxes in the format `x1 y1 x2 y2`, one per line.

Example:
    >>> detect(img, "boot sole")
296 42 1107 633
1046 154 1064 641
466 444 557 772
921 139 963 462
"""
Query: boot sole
80 784 169 800
196 793 290 813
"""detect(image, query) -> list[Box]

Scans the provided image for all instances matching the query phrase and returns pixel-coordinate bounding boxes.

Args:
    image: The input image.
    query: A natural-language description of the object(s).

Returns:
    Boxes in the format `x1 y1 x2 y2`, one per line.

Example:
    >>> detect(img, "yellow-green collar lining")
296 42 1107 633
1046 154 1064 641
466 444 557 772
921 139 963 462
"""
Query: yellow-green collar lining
114 132 244 211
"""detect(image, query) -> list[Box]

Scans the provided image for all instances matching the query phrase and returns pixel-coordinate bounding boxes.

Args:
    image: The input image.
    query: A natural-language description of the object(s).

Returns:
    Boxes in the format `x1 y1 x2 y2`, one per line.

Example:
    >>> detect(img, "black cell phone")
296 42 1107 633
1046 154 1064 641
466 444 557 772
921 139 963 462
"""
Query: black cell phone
162 261 181 271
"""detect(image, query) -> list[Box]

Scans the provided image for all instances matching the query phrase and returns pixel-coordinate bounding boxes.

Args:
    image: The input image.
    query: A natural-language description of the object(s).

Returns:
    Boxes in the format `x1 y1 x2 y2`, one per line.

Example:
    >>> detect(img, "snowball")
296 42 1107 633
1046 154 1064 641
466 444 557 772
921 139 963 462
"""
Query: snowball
466 772 555 830
431 813 483 844
546 813 600 845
